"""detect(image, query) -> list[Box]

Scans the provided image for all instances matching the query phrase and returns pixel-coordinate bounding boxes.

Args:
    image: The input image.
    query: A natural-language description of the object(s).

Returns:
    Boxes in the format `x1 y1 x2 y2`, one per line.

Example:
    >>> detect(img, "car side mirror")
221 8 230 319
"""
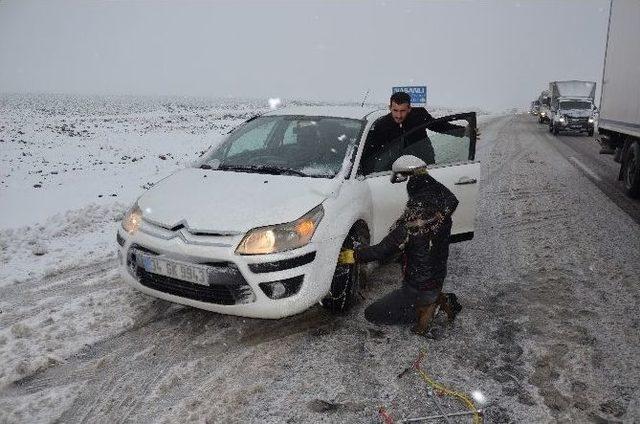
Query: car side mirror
390 155 426 184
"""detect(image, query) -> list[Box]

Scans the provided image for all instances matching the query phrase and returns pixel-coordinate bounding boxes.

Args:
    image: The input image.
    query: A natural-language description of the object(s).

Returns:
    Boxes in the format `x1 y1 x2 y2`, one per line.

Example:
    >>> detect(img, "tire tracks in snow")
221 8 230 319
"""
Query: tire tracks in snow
0 257 119 328
4 305 341 423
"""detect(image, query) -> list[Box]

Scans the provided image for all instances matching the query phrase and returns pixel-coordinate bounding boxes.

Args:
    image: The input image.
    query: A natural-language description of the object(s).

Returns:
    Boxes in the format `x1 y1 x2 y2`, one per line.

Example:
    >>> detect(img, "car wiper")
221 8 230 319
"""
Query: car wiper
199 164 213 170
254 165 308 177
219 164 308 177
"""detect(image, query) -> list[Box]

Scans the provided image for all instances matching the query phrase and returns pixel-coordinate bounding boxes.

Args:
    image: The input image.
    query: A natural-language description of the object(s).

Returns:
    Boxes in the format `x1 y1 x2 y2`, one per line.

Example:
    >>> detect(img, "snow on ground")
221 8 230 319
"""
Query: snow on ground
0 94 259 229
0 94 268 394
0 94 497 422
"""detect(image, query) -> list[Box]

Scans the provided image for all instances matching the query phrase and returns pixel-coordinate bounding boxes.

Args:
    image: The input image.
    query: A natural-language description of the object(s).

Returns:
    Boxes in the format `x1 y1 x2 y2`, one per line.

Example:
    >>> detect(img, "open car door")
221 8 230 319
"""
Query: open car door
357 112 480 244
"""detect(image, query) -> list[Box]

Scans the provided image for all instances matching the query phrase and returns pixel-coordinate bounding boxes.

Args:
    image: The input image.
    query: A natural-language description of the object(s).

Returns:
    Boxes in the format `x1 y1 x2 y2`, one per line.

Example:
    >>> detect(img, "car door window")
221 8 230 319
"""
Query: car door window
361 112 479 244
359 113 476 175
429 118 473 165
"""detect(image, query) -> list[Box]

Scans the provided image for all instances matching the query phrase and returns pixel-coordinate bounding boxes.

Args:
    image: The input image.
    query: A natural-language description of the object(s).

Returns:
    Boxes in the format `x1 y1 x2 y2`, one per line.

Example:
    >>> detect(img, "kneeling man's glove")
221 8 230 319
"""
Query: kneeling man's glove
338 249 356 264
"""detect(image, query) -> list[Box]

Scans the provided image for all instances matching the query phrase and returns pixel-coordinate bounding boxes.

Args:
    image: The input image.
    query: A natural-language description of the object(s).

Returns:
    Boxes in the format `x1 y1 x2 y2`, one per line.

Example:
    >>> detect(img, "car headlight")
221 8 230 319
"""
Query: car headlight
236 205 324 255
541 112 546 116
122 203 143 234
559 116 565 123
588 117 594 123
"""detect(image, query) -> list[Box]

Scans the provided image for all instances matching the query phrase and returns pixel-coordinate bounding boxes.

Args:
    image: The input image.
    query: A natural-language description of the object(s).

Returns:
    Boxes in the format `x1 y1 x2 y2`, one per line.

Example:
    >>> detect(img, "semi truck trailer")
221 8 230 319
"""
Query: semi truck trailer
597 0 640 198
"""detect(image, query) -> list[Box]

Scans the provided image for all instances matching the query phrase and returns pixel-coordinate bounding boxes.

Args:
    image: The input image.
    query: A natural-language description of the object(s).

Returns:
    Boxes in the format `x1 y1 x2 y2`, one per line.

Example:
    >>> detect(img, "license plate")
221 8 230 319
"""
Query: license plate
138 253 209 286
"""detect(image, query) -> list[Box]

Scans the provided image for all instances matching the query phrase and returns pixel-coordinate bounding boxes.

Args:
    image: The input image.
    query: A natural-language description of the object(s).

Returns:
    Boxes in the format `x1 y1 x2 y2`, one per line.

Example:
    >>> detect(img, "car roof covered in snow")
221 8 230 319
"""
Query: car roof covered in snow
263 105 384 120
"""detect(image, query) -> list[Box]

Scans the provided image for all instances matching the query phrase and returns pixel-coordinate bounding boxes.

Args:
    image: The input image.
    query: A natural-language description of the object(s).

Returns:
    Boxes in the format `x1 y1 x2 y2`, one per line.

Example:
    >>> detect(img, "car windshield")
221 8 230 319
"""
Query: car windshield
199 115 365 178
560 101 591 110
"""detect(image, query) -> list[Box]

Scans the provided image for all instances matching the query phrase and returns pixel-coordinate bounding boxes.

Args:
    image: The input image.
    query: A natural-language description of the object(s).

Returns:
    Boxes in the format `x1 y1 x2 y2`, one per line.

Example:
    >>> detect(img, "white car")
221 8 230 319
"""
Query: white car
117 106 480 319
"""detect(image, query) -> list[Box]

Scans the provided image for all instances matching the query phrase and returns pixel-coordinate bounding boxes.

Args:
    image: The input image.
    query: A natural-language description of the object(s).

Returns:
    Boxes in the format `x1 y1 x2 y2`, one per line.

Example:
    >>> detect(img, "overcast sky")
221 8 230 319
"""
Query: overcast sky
0 0 611 111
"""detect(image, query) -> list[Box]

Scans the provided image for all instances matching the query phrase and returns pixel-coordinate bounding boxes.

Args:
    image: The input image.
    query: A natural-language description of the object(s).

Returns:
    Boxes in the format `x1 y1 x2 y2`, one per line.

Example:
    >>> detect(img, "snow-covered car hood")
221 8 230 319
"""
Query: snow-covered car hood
138 168 338 233
560 109 593 118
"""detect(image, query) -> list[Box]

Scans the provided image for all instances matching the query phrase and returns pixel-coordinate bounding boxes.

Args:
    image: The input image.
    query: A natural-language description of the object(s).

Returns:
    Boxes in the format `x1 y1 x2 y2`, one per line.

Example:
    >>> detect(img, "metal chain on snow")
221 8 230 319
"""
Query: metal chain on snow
378 350 483 424
413 350 483 424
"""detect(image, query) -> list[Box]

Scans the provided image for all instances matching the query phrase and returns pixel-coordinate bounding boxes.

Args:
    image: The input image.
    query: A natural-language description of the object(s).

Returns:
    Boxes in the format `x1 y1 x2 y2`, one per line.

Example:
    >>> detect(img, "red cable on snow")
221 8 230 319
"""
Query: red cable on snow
378 407 395 424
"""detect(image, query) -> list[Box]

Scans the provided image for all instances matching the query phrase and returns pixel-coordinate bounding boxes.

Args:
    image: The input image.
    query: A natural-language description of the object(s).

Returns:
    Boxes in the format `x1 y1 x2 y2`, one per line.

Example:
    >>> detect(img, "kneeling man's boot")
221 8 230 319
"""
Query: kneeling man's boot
412 303 437 336
439 292 462 322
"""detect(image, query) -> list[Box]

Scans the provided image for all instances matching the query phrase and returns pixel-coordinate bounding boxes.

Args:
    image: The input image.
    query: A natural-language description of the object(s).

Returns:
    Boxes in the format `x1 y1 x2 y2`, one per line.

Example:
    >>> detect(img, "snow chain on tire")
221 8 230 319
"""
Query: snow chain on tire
322 230 366 313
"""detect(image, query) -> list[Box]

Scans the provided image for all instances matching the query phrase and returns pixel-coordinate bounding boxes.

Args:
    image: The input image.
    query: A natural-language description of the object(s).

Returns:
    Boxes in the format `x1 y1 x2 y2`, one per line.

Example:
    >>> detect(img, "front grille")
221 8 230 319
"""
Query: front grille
137 269 253 305
127 245 254 305
569 117 589 124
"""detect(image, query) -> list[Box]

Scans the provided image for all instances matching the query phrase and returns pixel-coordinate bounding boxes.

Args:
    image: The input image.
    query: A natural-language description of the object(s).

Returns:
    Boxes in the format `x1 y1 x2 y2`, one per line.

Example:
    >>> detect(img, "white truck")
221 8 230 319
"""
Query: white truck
597 0 640 198
548 80 597 136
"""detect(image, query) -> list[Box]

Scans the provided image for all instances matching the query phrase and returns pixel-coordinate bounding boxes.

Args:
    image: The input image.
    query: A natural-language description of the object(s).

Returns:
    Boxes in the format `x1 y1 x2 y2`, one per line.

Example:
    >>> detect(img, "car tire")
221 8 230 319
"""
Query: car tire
588 129 594 137
322 225 369 314
548 123 553 133
623 141 640 198
614 146 623 163
553 124 559 135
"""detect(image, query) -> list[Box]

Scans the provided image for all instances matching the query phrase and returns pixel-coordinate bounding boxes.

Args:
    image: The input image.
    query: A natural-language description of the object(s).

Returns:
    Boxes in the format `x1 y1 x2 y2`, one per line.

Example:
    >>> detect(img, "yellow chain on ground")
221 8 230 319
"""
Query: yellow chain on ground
414 350 483 424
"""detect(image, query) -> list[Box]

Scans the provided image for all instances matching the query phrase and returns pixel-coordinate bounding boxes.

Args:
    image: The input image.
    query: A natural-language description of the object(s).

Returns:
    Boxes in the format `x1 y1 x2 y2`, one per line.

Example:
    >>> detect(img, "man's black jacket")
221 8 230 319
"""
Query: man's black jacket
354 173 459 290
361 107 466 172
372 107 465 148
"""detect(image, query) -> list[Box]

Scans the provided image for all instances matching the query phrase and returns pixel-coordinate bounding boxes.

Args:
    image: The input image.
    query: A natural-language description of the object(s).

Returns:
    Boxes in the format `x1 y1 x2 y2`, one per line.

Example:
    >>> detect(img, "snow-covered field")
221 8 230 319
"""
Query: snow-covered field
0 94 265 277
1 95 496 422
0 96 269 414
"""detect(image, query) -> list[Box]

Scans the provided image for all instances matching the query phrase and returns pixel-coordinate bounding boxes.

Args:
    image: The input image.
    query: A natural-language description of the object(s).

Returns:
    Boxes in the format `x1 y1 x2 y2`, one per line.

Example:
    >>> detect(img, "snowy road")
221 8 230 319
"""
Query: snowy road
2 112 640 423
542 124 640 226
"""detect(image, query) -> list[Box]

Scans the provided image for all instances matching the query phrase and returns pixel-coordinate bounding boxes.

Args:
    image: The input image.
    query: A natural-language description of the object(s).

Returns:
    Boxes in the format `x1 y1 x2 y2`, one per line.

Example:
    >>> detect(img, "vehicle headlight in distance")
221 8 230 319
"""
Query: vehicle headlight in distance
541 112 546 116
236 205 324 255
588 117 594 123
559 116 565 123
122 203 143 234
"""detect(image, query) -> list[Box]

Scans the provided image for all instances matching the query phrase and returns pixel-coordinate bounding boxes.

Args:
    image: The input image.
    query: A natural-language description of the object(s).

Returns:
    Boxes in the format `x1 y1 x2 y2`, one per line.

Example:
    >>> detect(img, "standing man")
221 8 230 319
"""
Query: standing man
339 156 463 337
360 91 475 174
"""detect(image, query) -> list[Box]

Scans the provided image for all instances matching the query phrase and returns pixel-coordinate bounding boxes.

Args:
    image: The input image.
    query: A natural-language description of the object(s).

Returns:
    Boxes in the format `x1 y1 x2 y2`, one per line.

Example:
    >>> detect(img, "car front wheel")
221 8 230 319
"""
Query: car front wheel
322 226 369 314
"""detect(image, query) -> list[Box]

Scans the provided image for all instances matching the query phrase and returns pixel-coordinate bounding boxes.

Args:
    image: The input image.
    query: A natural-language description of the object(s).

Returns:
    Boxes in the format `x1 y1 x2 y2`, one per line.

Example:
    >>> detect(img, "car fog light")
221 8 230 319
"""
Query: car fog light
259 276 303 299
271 282 286 298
